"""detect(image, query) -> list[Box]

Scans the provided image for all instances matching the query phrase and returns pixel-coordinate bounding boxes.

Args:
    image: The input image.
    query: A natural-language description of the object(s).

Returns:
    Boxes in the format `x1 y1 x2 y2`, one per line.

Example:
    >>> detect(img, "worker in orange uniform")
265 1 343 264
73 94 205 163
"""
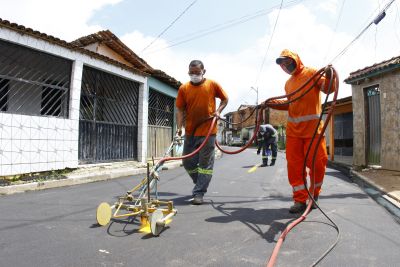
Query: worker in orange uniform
176 60 229 205
266 49 337 213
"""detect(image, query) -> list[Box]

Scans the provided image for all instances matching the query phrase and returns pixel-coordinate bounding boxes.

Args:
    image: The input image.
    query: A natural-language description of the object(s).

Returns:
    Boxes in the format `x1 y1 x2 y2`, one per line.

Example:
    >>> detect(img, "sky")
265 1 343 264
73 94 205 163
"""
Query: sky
1 0 400 113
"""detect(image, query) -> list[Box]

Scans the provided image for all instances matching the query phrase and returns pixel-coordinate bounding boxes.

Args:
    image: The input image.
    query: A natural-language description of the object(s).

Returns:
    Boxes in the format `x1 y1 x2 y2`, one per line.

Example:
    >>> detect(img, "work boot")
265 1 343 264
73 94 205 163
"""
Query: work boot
289 202 307 214
311 196 319 209
270 159 276 166
261 160 268 167
192 195 203 205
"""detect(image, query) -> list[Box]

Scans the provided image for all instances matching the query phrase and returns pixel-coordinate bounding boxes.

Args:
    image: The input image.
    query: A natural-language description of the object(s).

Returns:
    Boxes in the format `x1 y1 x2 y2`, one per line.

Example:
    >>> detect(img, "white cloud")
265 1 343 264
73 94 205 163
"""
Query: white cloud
120 3 366 113
316 0 339 15
2 0 399 114
0 0 121 41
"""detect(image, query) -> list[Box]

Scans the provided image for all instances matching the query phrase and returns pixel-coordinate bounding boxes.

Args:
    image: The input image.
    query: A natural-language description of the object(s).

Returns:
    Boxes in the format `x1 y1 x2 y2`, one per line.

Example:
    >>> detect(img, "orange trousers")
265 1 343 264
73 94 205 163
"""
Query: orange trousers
286 135 328 203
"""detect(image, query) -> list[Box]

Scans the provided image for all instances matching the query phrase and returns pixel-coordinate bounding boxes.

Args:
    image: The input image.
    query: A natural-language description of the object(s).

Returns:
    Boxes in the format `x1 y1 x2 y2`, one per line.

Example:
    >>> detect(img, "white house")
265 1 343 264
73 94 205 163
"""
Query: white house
0 19 179 176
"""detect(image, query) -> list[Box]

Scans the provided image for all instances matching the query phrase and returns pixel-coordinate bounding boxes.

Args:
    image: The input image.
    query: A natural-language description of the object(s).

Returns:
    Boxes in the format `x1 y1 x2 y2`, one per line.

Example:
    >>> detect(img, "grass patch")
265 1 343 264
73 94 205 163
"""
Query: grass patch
0 168 76 186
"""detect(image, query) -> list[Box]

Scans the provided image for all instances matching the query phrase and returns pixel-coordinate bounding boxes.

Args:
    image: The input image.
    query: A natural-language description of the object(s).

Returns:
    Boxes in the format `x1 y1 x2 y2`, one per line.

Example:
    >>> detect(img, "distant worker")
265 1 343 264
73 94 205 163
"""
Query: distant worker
176 60 229 205
256 124 278 167
265 49 337 213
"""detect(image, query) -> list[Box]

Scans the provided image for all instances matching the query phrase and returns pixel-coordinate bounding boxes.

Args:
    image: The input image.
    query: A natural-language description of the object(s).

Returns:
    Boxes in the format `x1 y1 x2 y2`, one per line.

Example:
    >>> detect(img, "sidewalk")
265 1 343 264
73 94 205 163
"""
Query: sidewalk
0 160 183 196
0 150 223 196
328 160 400 209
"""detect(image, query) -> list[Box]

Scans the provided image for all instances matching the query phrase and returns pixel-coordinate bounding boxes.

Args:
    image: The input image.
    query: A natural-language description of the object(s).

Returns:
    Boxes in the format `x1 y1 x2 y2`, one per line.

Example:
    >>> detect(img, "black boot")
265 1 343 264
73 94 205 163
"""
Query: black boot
270 159 276 166
261 160 268 167
289 202 307 213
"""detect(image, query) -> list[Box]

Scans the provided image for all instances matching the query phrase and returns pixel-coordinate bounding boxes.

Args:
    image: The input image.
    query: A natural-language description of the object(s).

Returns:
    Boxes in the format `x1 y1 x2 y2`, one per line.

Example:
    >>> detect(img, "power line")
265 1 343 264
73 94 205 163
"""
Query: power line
393 1 400 49
254 0 284 88
329 0 397 64
144 0 304 54
140 0 198 53
323 0 346 62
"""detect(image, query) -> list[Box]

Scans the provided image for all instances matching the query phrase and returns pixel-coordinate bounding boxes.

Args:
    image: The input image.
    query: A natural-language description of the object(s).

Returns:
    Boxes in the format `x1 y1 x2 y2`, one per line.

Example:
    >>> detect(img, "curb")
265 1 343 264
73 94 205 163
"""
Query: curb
328 160 400 213
349 169 400 205
0 161 182 196
0 150 224 196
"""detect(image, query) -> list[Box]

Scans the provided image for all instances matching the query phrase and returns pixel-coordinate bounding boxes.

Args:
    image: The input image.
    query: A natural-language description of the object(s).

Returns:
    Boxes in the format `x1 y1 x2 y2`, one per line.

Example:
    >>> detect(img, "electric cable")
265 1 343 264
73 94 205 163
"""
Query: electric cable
140 0 198 53
144 0 305 54
217 105 259 126
264 66 340 267
329 0 397 64
215 68 326 155
254 0 284 88
153 67 340 266
323 0 346 62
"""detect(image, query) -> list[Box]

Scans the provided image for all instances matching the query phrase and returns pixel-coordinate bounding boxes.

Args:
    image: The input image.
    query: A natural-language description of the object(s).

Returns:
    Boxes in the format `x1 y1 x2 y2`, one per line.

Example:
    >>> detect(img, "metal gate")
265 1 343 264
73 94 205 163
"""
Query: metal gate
147 89 175 158
79 66 139 163
365 85 381 165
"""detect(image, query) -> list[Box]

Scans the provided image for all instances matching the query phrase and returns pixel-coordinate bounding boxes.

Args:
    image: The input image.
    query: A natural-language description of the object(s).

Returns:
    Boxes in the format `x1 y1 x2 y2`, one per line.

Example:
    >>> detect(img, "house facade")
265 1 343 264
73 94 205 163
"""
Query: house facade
323 96 353 165
71 31 181 160
223 105 287 145
344 55 400 171
0 19 180 176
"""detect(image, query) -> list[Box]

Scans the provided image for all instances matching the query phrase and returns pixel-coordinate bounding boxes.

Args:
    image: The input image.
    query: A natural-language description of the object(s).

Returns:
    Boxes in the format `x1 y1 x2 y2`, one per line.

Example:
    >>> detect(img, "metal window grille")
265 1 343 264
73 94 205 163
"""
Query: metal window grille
148 89 175 127
0 79 9 111
0 39 72 117
80 67 139 124
79 66 140 163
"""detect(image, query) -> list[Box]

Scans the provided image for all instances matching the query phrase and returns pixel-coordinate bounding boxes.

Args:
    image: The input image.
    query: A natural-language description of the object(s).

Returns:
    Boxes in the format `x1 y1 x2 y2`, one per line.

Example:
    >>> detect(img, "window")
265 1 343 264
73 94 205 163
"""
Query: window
366 84 380 97
0 39 71 117
41 81 65 117
0 79 9 112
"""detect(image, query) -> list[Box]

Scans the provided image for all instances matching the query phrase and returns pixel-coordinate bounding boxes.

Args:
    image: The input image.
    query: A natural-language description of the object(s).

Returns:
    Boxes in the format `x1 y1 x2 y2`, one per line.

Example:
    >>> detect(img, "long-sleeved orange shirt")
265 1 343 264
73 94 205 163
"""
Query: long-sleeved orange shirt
270 49 337 138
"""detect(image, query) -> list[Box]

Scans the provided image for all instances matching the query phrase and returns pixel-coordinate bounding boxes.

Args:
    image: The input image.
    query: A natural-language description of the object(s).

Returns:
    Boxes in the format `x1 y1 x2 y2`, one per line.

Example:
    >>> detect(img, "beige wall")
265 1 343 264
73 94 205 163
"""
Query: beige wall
351 68 400 171
83 42 134 68
269 109 288 127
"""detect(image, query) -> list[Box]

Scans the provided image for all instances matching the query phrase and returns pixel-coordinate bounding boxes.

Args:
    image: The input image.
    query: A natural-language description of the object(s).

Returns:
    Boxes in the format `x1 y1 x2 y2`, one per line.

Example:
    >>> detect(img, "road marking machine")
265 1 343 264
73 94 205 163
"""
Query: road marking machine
95 136 184 236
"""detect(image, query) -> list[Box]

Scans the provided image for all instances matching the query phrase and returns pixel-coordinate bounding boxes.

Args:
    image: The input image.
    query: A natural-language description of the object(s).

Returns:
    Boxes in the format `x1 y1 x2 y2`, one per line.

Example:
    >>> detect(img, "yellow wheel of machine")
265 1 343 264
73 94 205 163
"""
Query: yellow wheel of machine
150 210 164 236
96 202 112 226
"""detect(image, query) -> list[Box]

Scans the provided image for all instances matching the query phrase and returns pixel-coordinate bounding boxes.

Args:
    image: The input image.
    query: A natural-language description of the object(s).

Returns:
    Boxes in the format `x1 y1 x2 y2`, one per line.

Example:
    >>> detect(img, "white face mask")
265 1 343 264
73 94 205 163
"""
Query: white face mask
189 74 203 83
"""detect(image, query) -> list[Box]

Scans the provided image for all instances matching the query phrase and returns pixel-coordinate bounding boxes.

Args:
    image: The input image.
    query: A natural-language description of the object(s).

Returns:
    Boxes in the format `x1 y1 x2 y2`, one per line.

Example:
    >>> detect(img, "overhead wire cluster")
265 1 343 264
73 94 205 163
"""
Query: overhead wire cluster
143 0 305 54
329 0 397 64
140 0 198 53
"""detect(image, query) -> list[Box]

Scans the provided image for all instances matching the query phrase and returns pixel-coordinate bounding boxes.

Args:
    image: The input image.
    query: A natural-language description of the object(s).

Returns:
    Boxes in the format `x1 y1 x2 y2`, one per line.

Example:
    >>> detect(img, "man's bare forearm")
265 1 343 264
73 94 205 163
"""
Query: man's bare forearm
176 108 185 131
216 99 229 115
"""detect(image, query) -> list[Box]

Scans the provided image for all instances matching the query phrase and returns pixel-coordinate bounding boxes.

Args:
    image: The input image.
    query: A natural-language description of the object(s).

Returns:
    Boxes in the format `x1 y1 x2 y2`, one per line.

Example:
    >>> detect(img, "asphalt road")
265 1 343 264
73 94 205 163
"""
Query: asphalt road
0 148 399 267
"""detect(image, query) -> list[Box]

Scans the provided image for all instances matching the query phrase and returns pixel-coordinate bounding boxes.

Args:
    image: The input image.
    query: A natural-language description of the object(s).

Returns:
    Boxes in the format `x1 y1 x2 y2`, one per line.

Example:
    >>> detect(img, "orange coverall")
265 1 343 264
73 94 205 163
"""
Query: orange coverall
270 49 337 203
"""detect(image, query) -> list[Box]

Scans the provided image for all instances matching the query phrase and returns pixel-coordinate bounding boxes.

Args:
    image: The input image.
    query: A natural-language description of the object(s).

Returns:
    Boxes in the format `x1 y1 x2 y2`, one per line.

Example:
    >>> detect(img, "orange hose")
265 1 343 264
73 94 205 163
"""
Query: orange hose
266 66 339 267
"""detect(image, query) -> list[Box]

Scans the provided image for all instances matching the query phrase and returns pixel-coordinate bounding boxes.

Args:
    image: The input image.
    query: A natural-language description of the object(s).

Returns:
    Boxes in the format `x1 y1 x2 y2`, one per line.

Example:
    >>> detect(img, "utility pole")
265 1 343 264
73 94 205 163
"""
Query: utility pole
251 86 259 138
250 86 258 105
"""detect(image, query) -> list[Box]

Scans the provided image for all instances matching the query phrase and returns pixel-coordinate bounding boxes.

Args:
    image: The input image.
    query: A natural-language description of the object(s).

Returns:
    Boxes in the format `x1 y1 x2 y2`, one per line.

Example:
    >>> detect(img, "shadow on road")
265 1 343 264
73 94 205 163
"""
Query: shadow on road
206 201 297 243
106 216 142 237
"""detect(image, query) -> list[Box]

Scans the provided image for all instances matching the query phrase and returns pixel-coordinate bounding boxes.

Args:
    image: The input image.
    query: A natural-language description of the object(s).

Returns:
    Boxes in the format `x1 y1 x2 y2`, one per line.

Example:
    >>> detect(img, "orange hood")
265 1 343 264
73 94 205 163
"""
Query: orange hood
278 49 304 75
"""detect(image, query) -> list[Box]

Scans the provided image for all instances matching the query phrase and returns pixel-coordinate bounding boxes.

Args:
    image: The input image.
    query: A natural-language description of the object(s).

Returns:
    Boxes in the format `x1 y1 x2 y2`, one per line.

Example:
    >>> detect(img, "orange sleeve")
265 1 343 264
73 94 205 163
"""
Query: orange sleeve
268 98 289 110
320 75 337 94
175 85 186 109
315 69 337 95
213 81 228 101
